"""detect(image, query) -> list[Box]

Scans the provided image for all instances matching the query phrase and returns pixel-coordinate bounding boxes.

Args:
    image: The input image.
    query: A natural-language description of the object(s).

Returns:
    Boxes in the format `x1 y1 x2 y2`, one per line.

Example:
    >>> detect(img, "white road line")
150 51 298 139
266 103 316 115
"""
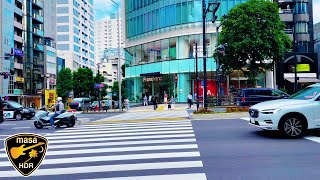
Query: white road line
39 138 197 150
55 124 192 133
0 124 16 126
77 120 191 128
304 136 320 143
0 161 203 177
47 127 193 136
11 127 31 129
241 117 250 121
46 130 194 140
0 151 200 167
46 134 195 144
0 144 198 158
81 173 207 180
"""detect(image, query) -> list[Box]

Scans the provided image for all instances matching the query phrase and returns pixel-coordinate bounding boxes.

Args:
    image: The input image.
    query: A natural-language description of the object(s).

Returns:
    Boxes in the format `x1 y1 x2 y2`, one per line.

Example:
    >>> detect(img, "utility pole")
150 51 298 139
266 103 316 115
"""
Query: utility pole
195 43 199 112
97 63 101 111
293 0 298 93
202 0 220 109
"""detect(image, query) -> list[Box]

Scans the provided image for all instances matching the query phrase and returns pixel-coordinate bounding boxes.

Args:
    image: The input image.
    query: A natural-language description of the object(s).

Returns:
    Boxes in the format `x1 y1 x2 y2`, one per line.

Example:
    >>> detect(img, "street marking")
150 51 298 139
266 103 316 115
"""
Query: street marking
0 161 203 177
0 151 200 167
43 134 195 144
89 118 188 124
81 173 207 180
241 117 250 121
47 127 192 137
84 119 191 126
45 130 195 140
0 124 16 126
11 127 31 129
40 138 197 150
0 144 198 158
304 136 320 143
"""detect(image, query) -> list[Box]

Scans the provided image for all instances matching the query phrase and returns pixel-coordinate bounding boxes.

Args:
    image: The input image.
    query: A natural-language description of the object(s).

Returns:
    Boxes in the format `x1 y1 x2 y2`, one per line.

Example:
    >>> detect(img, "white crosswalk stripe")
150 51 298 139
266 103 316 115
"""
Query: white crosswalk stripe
0 120 206 179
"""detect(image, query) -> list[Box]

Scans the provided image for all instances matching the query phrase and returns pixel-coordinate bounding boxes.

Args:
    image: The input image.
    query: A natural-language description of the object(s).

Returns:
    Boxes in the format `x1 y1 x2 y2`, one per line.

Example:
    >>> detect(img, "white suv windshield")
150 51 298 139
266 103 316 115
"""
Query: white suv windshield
289 86 320 100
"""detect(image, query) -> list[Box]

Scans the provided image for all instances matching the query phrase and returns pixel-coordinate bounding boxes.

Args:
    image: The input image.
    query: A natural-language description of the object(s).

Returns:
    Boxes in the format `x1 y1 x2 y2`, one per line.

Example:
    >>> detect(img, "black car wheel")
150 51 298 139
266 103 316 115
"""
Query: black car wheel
34 121 43 129
15 114 23 121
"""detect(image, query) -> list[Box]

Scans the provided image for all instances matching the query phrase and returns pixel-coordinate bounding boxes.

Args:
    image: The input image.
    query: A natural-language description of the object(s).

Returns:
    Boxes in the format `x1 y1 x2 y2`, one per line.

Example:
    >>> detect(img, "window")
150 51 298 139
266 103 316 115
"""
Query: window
74 27 80 34
46 50 56 57
73 0 80 8
73 8 79 17
73 17 80 26
57 7 69 14
47 62 55 69
57 25 69 32
57 16 69 23
57 0 68 4
57 44 69 50
74 45 80 52
57 35 69 41
74 36 80 44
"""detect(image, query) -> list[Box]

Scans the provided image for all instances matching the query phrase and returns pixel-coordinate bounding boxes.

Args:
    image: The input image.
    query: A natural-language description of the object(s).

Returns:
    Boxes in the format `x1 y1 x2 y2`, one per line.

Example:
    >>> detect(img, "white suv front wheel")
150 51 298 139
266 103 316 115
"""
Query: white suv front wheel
279 115 305 138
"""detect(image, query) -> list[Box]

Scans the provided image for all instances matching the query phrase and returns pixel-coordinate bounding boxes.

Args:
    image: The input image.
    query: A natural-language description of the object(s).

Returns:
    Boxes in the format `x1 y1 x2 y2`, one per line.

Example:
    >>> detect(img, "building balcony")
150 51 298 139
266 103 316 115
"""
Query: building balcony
32 0 43 9
14 20 23 30
32 13 44 23
14 62 23 70
33 43 44 52
279 13 293 22
295 14 309 22
15 76 25 83
33 27 44 37
296 33 310 42
14 34 23 43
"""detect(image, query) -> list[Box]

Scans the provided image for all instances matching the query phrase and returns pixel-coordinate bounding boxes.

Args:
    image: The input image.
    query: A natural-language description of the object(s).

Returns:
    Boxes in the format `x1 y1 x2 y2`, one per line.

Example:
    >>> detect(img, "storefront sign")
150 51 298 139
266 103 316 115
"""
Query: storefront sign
297 64 310 72
143 77 162 82
13 89 22 95
49 79 56 85
49 93 54 99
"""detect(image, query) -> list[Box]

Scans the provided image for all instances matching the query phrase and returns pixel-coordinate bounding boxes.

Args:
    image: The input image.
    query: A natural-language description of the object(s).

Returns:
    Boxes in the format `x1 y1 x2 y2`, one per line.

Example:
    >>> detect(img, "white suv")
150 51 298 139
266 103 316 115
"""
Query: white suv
249 84 320 138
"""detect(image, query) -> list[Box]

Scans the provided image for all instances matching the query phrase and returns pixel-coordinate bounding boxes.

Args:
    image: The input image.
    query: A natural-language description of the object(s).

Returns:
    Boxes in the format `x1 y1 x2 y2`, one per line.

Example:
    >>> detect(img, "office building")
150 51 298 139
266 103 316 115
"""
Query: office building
56 0 95 71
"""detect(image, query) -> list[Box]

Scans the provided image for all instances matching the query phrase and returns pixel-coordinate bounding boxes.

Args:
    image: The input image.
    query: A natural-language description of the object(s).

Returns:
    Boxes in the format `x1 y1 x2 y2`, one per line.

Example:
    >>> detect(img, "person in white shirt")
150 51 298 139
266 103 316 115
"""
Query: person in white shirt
187 93 192 108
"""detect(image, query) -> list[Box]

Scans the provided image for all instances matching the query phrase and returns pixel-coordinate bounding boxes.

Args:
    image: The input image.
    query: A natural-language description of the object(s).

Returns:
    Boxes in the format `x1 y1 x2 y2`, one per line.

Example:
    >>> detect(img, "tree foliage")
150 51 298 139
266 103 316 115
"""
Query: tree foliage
111 80 127 101
73 68 94 98
217 0 291 84
91 73 108 100
56 68 73 101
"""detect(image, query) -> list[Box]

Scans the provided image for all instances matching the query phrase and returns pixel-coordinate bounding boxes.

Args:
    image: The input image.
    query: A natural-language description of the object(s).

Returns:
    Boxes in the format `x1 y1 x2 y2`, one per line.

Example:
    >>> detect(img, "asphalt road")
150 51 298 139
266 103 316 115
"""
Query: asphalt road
1 115 320 179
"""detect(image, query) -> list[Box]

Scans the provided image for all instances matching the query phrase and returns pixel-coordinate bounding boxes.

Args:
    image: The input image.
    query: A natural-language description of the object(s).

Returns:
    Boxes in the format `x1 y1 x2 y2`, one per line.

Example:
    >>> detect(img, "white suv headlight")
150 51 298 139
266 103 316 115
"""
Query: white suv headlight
261 109 281 114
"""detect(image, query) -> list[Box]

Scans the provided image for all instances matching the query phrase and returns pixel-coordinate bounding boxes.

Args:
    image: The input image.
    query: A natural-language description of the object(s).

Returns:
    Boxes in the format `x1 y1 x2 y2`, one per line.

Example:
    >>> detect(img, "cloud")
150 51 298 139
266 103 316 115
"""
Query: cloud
314 0 320 24
94 0 121 20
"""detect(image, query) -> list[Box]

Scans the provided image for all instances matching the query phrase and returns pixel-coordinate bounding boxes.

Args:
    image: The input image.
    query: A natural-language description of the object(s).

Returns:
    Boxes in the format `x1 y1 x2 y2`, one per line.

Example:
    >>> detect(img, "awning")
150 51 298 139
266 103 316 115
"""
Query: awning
285 77 320 83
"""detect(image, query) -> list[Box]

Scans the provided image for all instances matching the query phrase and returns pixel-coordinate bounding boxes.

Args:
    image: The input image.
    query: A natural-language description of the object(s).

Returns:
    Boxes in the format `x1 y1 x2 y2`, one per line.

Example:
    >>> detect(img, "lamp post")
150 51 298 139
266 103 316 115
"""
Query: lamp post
202 0 220 109
97 62 103 111
292 0 298 93
110 0 122 111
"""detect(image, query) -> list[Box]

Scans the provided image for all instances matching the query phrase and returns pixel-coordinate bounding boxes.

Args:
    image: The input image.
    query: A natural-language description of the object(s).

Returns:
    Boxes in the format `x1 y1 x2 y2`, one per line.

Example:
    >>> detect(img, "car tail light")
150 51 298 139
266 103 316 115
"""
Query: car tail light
241 98 246 102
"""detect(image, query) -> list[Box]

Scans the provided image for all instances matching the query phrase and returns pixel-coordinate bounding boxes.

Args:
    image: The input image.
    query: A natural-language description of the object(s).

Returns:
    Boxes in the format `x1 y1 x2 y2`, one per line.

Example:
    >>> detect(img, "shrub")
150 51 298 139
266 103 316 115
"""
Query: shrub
194 108 213 114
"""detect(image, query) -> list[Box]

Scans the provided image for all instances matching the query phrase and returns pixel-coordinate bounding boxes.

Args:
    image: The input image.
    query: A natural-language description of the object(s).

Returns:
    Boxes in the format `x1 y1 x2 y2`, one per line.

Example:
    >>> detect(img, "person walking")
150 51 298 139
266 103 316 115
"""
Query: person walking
152 96 158 110
124 98 129 110
49 97 64 129
143 95 148 106
164 92 168 104
169 95 175 110
187 93 193 109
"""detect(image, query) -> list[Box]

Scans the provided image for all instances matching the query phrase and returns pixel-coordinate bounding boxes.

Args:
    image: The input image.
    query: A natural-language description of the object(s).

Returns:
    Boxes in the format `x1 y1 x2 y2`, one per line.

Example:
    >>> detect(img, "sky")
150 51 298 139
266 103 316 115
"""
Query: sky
94 0 320 23
94 0 121 21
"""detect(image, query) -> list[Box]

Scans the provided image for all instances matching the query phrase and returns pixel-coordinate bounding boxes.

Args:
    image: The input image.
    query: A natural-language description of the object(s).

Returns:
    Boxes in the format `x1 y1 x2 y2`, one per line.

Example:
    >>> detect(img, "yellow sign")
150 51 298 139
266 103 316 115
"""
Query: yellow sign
297 64 310 72
5 133 48 177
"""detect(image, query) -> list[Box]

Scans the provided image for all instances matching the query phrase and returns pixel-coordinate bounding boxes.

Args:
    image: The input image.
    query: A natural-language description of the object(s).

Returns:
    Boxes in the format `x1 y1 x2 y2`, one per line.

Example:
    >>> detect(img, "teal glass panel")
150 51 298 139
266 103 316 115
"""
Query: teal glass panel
162 61 170 74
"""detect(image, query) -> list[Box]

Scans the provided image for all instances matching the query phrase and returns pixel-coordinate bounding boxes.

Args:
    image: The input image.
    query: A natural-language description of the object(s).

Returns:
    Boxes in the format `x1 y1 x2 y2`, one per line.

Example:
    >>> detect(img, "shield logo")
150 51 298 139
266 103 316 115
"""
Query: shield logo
4 133 48 177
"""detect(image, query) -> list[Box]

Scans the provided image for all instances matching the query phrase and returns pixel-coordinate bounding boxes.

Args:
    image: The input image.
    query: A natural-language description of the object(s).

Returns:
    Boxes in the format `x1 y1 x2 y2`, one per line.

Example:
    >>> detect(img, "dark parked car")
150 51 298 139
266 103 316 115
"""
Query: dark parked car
2 101 35 120
236 88 289 106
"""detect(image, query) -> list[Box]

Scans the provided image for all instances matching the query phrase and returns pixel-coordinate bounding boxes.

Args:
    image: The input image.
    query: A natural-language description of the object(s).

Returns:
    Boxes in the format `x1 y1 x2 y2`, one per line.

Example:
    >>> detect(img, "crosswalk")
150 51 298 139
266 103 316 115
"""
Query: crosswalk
0 120 206 179
93 111 190 123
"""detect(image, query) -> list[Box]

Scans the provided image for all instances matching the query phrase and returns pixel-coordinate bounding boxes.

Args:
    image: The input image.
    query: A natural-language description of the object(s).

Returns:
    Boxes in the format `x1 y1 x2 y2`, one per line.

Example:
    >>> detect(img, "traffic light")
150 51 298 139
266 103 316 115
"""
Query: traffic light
10 69 15 75
3 72 9 79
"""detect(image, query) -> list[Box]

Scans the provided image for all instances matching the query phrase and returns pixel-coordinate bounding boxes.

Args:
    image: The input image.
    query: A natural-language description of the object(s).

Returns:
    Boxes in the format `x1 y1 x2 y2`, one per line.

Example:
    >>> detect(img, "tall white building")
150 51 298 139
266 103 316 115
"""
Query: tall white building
56 0 95 71
94 13 124 63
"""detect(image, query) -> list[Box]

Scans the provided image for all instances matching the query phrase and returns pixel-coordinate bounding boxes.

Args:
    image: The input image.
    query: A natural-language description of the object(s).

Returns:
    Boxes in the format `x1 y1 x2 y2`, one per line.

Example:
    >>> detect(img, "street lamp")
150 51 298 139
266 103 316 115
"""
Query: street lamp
96 62 103 111
109 0 122 111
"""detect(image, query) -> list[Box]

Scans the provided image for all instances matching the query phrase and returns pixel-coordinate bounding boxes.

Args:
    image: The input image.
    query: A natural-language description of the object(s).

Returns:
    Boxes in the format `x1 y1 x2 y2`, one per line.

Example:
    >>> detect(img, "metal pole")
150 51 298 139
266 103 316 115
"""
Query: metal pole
293 0 298 92
202 0 208 109
216 25 220 105
196 43 199 112
117 4 122 111
98 64 101 111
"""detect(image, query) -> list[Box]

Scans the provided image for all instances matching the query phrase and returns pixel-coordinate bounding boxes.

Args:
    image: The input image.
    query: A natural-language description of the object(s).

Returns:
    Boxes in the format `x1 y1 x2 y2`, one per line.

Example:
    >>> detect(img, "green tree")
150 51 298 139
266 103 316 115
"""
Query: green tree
73 68 94 98
111 80 127 102
56 68 73 101
91 73 108 100
217 0 291 85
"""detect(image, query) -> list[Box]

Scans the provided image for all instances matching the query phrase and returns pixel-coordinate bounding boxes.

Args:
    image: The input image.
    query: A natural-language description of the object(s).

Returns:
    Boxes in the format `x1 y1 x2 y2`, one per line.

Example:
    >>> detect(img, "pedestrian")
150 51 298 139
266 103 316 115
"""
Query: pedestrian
124 98 129 110
169 95 175 110
143 95 148 106
164 92 168 104
152 96 158 110
187 93 193 108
